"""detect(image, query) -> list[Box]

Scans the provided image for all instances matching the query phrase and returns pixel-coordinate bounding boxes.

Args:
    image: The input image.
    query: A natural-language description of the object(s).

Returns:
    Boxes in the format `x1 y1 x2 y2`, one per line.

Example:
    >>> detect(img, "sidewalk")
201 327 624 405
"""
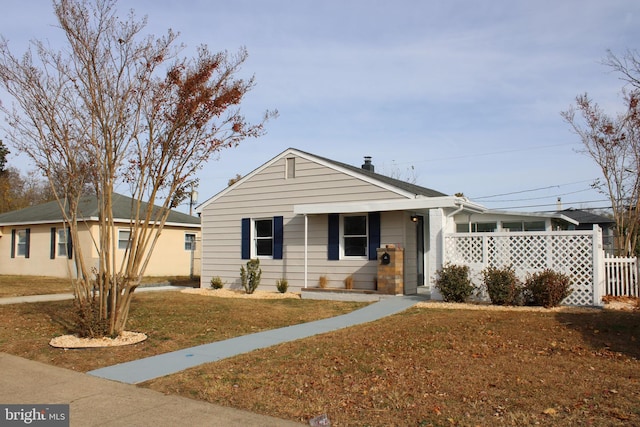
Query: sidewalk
0 352 303 426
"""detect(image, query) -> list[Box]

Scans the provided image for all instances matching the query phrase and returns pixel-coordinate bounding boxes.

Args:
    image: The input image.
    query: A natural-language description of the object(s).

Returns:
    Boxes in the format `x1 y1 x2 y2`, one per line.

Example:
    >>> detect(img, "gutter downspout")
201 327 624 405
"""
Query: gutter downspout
447 203 465 218
304 214 308 288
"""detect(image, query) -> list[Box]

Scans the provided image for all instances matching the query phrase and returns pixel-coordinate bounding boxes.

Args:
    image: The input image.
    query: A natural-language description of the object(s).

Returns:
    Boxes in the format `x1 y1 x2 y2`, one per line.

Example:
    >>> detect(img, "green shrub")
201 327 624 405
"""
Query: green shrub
276 278 288 293
209 276 224 289
240 259 262 294
482 266 523 306
434 264 474 303
523 269 573 308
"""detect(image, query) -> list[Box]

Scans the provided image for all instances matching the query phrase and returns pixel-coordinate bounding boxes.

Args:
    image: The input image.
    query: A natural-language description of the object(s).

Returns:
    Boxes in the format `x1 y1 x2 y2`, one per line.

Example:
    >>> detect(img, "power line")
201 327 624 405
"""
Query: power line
489 199 610 210
472 179 596 200
478 188 595 203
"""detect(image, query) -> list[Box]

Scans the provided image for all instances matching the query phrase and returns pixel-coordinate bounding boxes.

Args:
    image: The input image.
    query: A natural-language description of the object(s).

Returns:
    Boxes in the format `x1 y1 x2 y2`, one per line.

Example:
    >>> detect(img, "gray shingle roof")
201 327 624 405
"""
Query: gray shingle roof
299 150 448 198
557 208 614 225
0 193 200 226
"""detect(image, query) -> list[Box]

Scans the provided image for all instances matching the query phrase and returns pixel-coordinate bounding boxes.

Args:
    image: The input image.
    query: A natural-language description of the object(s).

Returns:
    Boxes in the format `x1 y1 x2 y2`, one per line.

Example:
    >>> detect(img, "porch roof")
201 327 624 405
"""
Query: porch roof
293 196 486 215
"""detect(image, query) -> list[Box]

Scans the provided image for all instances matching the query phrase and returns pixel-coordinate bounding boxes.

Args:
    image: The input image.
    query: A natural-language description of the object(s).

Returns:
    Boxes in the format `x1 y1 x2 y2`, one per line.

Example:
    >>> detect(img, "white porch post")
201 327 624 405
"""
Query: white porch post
592 224 604 306
304 214 308 288
429 208 446 300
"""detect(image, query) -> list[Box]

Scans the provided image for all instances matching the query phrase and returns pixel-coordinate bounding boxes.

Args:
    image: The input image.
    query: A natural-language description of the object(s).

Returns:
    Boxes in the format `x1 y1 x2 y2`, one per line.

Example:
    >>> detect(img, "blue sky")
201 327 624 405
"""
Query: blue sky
1 0 639 213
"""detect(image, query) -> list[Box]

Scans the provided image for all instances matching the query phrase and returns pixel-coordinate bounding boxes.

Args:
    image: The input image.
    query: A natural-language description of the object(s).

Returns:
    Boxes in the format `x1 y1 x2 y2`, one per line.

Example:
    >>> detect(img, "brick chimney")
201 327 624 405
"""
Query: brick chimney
361 156 374 172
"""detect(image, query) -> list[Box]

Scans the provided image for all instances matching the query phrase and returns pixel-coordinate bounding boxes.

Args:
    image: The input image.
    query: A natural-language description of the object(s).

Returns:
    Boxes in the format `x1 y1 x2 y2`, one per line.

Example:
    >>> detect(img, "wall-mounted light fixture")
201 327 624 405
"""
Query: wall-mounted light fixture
410 215 419 223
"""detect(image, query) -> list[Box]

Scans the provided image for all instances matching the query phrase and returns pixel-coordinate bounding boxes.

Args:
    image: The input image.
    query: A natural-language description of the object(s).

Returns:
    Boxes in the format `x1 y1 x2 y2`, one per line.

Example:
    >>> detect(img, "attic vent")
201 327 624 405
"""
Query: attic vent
361 156 374 172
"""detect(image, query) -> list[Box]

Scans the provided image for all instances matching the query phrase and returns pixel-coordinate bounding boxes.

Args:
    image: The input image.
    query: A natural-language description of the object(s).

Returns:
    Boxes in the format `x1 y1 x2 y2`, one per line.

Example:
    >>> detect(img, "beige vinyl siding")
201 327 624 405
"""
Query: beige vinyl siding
201 155 409 291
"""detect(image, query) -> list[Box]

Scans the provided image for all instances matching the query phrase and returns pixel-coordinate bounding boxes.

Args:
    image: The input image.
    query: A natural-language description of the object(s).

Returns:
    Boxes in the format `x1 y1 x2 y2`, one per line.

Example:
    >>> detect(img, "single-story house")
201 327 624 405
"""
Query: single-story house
0 193 201 278
555 207 616 254
197 148 588 295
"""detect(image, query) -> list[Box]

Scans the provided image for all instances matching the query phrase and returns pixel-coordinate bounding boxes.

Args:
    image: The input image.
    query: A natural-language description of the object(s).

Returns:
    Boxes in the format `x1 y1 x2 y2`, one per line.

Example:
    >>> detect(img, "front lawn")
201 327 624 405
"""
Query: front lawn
0 291 367 372
1 287 638 426
145 306 640 426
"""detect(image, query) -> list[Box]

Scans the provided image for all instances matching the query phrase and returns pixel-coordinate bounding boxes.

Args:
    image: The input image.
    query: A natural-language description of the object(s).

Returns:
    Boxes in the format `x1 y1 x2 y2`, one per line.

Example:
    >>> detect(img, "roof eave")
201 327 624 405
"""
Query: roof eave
294 196 487 215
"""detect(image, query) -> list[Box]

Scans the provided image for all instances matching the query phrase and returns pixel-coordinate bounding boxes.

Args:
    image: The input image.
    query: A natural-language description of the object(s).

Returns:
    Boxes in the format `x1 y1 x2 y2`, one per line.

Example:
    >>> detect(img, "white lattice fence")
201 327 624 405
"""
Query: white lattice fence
444 229 600 306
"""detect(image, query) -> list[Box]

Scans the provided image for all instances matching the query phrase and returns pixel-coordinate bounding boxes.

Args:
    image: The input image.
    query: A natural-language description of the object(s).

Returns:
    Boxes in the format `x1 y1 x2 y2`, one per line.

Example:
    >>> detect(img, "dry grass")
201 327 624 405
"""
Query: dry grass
144 307 640 426
0 275 74 297
0 275 199 298
1 278 639 426
0 291 367 372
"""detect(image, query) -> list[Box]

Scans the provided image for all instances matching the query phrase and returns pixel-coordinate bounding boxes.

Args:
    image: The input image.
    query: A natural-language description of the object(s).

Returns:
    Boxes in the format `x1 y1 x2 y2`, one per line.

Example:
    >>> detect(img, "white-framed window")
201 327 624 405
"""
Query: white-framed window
343 214 368 257
254 218 274 257
502 221 545 232
118 229 131 250
456 222 497 233
16 229 28 257
57 229 68 257
185 233 196 251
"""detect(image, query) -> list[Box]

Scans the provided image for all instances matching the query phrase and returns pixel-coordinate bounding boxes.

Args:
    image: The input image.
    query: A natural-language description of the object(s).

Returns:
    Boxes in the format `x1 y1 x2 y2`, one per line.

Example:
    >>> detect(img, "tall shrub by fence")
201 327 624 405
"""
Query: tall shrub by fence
444 228 602 306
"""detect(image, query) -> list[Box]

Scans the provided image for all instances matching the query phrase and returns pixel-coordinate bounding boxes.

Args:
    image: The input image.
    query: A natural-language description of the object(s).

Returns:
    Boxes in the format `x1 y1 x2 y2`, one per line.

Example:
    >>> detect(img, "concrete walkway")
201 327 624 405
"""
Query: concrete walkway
0 352 303 427
89 294 426 384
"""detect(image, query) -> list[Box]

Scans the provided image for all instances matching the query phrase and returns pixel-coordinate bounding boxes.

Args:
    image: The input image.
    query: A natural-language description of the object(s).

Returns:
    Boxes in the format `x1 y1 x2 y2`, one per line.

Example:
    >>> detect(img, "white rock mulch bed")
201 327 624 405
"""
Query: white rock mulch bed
181 288 301 299
414 301 600 313
49 331 147 349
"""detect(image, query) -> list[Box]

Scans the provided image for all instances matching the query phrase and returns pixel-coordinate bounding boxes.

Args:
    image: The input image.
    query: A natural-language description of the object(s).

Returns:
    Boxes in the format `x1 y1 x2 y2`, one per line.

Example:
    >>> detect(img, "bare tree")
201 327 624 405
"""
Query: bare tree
0 167 55 213
0 0 274 336
0 139 8 174
562 50 640 256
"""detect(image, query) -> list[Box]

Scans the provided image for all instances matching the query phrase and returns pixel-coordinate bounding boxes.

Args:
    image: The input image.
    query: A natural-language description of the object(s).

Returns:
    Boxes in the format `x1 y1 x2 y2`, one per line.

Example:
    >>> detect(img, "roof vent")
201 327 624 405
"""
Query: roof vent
361 156 374 172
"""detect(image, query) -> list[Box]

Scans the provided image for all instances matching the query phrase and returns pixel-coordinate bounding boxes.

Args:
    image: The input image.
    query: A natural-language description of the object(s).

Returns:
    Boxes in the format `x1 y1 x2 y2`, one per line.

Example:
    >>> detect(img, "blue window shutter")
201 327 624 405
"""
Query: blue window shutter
328 214 339 260
241 218 250 260
67 228 73 259
25 228 30 259
10 229 15 258
273 216 283 260
50 228 56 259
368 212 381 261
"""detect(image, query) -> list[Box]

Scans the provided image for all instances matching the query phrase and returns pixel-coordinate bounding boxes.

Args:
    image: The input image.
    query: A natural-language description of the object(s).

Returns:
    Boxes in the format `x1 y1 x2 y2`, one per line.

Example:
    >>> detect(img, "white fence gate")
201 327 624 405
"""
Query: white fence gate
443 227 603 306
604 256 639 297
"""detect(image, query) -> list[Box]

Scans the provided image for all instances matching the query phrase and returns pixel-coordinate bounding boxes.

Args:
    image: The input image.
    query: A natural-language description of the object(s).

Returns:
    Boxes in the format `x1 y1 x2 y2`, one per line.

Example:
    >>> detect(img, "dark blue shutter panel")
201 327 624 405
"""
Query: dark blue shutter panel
25 228 30 259
273 216 283 260
241 218 250 260
10 229 15 258
67 228 73 259
328 214 339 260
50 228 56 259
368 212 381 261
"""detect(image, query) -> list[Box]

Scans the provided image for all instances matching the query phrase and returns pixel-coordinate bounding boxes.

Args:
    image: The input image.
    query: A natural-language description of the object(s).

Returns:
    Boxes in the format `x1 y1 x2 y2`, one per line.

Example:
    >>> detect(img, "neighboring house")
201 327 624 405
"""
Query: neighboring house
555 208 616 254
197 148 584 295
0 193 201 278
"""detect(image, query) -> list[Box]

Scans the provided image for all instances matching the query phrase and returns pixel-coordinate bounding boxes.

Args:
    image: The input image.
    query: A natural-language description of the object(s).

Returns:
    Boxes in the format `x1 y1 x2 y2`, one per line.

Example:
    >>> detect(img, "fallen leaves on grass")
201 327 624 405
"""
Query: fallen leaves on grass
146 307 640 426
